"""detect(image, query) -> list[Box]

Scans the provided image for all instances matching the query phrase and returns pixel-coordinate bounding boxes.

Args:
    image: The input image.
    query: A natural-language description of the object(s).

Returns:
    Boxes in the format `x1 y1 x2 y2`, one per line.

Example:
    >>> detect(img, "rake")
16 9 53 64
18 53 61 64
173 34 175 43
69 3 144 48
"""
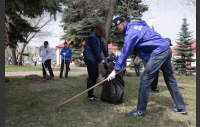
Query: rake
56 62 135 112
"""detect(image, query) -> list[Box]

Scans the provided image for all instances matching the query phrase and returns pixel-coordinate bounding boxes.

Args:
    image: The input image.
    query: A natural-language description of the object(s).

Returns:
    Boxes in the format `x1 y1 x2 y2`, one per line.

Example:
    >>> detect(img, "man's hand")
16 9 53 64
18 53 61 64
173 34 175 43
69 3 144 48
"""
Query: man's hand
63 53 66 56
107 70 117 81
102 60 105 63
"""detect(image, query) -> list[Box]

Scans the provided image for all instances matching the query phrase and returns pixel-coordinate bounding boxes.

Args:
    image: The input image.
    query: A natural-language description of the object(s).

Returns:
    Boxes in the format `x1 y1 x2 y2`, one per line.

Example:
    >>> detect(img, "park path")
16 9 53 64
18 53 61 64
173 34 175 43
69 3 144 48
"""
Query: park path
5 69 87 76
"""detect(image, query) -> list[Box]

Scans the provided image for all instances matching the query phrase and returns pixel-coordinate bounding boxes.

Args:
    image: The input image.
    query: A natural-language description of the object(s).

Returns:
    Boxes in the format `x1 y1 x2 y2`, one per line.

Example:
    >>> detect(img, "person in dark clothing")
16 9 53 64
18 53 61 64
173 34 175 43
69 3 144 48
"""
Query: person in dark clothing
59 42 73 78
83 23 109 101
134 56 142 76
150 37 173 92
38 41 54 79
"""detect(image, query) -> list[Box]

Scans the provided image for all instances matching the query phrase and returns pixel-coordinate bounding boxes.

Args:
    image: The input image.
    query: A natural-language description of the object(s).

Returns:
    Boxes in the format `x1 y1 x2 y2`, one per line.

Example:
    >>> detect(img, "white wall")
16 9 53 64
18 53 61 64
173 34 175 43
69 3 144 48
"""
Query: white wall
172 52 196 67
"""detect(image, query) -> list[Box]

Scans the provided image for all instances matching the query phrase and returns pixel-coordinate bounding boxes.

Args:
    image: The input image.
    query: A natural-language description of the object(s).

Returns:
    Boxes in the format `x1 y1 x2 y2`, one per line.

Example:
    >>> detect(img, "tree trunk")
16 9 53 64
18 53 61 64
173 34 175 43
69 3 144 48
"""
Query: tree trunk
99 0 117 78
18 43 27 66
104 0 117 47
11 48 17 65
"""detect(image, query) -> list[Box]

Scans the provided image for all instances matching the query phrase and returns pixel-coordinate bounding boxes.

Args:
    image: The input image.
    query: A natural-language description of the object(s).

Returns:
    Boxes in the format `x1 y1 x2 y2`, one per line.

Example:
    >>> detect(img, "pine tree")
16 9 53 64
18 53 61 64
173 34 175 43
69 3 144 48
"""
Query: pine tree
61 0 109 65
71 48 84 66
173 18 196 75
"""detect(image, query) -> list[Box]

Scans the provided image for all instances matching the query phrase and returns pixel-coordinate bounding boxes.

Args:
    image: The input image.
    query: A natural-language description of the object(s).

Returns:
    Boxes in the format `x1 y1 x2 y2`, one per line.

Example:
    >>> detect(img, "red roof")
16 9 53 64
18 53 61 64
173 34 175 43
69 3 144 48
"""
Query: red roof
108 44 118 49
56 42 119 50
56 41 71 48
171 39 196 53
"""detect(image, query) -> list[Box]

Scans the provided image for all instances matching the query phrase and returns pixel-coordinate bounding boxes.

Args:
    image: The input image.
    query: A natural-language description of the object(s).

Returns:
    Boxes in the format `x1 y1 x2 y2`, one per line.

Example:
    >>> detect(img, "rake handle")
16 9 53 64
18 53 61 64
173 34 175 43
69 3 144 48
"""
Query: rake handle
58 62 135 107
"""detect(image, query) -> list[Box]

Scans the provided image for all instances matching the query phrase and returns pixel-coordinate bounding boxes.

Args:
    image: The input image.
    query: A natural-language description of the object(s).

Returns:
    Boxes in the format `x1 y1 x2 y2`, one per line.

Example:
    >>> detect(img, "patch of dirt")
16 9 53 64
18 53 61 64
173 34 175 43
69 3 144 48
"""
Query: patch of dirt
80 74 88 77
25 75 47 82
112 107 127 114
146 104 167 115
24 64 32 67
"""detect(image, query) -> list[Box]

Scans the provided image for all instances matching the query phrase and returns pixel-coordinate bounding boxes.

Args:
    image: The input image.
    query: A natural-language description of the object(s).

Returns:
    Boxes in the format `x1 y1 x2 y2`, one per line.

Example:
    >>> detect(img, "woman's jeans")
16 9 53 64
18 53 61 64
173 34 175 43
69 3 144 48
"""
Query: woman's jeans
137 47 186 113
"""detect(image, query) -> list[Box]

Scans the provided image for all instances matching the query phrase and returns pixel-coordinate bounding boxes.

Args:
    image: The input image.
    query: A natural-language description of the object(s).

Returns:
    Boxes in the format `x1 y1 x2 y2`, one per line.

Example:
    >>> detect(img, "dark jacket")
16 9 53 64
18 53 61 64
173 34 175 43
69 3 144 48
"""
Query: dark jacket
83 33 108 64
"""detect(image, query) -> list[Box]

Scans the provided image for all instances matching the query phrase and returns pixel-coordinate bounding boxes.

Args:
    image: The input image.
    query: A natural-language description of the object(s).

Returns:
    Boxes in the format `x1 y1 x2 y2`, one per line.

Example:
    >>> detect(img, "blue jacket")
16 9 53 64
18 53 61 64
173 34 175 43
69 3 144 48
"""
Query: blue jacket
114 20 169 71
60 47 73 60
106 55 119 63
83 33 109 64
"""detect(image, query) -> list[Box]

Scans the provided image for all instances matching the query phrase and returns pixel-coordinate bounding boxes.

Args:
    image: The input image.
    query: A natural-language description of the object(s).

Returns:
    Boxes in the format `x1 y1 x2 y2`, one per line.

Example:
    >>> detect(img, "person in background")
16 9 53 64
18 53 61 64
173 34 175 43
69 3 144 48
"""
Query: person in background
149 37 173 92
8 57 11 65
83 23 109 101
107 53 119 63
107 52 127 68
38 41 54 79
10 57 12 65
134 56 142 76
59 42 73 78
34 59 37 67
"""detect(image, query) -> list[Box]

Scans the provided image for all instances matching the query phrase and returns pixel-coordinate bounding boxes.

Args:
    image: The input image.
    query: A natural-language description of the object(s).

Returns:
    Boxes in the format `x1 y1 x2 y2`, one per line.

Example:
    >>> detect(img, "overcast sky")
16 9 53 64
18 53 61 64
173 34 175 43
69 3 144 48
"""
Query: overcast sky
28 0 196 48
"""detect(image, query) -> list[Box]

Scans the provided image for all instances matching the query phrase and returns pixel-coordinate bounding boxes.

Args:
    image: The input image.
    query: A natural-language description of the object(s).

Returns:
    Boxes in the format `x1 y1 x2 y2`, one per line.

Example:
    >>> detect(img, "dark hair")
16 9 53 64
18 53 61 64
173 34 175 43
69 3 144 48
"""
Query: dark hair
94 23 107 40
44 41 48 45
110 52 115 58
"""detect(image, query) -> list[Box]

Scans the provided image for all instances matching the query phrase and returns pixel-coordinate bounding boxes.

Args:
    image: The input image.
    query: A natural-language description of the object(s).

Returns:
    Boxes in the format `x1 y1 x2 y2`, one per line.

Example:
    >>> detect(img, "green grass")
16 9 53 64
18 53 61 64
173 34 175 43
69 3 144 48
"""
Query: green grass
5 65 87 72
5 65 42 72
5 72 196 127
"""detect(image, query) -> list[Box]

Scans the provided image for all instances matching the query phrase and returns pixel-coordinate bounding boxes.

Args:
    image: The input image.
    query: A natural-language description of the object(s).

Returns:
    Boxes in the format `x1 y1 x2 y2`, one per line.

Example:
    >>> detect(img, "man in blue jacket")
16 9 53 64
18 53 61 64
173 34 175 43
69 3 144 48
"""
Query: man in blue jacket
107 17 187 116
59 42 73 78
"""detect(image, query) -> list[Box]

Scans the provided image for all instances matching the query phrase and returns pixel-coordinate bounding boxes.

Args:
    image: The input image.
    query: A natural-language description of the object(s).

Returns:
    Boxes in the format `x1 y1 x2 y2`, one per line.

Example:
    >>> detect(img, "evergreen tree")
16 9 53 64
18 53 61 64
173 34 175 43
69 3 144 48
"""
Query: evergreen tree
71 48 84 65
61 0 109 65
173 18 196 75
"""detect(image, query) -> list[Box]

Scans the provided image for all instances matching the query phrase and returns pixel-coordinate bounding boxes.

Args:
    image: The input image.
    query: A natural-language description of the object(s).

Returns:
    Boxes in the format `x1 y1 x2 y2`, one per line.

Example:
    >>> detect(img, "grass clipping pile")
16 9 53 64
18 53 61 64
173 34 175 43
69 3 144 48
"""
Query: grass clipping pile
25 75 50 81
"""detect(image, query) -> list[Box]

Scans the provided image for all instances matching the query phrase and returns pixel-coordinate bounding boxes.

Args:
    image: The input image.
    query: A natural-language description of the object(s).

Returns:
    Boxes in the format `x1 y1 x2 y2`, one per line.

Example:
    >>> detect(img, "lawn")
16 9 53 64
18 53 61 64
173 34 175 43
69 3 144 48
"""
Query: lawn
5 65 86 72
5 72 196 127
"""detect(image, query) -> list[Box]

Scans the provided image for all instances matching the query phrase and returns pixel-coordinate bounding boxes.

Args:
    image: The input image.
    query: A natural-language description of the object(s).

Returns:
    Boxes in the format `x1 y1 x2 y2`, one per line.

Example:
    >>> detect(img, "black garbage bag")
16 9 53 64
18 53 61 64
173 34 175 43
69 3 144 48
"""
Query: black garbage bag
100 61 125 104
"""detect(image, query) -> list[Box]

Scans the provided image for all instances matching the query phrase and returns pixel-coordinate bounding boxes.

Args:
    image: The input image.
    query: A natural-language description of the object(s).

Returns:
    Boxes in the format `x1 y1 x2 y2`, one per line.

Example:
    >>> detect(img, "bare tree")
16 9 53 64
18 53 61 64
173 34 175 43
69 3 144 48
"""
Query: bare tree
18 12 56 66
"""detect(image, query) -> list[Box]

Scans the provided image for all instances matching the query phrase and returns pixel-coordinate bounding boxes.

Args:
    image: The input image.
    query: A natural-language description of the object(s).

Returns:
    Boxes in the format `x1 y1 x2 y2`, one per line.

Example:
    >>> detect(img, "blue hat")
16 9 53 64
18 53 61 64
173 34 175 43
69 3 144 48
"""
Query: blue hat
165 38 172 46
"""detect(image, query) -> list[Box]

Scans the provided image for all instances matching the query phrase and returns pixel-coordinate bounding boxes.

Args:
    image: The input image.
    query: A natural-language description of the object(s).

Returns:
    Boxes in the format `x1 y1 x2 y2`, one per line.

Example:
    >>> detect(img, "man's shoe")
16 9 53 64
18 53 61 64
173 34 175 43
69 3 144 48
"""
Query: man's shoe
151 89 160 93
126 107 145 117
170 104 187 114
43 76 46 79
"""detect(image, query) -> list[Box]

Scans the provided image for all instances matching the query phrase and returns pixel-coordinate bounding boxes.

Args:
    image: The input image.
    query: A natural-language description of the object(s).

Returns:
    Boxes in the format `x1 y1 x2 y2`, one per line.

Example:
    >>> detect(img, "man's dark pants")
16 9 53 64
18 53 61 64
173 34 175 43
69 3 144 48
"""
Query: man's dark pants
151 72 159 90
59 60 70 78
137 47 186 114
84 59 99 98
43 59 54 77
135 64 140 76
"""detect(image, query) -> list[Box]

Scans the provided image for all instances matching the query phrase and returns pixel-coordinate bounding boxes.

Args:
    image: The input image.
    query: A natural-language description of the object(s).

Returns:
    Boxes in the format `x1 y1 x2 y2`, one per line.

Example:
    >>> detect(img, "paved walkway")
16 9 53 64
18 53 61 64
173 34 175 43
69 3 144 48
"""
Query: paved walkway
5 69 87 76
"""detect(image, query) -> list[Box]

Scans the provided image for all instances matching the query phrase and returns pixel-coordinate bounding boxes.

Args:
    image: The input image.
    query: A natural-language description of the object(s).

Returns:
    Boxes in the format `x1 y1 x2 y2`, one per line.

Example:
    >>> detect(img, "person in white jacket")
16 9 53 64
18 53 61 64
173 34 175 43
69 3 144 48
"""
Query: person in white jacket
38 41 54 79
